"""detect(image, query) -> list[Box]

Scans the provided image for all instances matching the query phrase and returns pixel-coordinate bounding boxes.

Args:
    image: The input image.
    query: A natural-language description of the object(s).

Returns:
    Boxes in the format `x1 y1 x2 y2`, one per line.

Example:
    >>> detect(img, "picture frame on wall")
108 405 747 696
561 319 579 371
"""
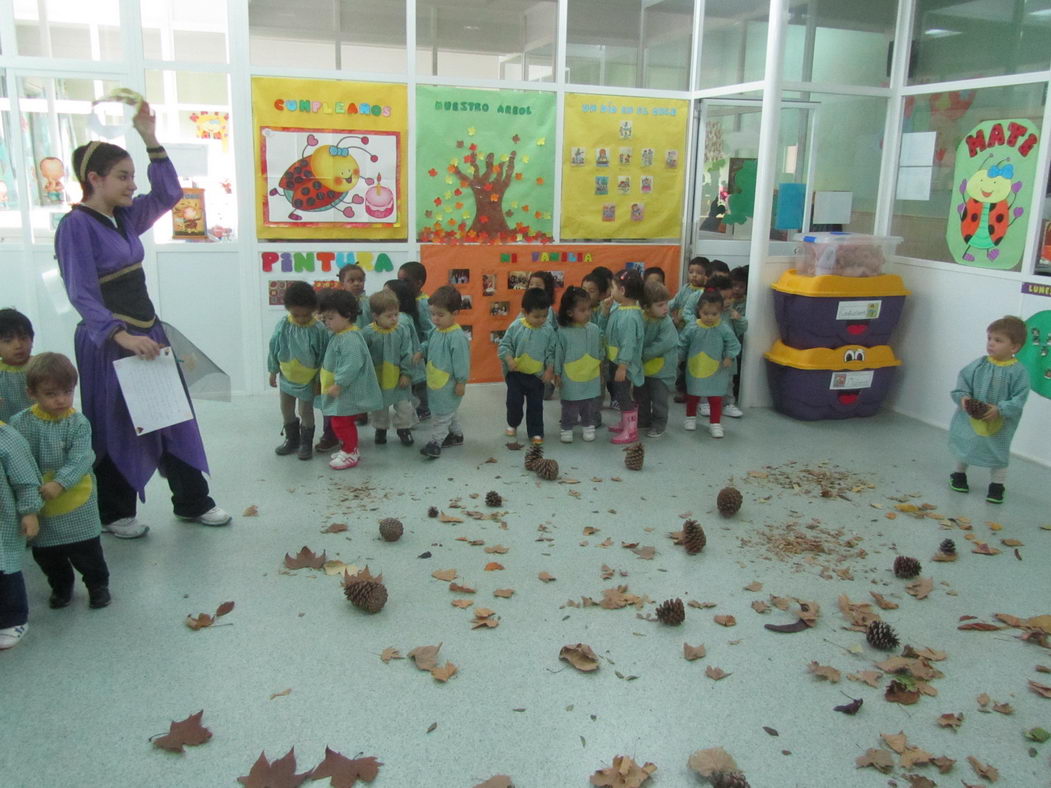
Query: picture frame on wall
172 188 208 240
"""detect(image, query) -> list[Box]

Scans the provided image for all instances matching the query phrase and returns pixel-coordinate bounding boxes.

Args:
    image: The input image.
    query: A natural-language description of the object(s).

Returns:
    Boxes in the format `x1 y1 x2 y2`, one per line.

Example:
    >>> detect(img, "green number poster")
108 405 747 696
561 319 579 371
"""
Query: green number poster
416 86 556 243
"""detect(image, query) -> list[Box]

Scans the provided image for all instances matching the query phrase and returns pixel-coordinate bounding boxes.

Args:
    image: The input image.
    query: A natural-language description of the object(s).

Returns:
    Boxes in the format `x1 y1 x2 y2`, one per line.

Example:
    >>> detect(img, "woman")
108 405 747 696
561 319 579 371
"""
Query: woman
55 102 229 538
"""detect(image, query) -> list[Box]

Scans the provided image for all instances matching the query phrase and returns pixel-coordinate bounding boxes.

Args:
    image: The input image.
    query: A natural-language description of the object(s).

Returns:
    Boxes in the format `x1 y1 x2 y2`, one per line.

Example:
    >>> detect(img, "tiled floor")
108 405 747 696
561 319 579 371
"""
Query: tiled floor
3 386 1048 787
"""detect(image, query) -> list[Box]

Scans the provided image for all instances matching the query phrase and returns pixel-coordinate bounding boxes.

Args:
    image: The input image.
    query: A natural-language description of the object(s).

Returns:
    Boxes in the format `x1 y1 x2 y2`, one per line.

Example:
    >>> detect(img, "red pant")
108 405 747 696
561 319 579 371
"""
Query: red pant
686 395 722 423
330 415 360 453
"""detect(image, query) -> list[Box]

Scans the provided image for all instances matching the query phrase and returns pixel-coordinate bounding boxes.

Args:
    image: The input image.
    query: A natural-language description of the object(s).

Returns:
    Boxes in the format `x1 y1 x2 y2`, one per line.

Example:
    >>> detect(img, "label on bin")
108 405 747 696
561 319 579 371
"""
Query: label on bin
836 300 882 320
829 370 874 390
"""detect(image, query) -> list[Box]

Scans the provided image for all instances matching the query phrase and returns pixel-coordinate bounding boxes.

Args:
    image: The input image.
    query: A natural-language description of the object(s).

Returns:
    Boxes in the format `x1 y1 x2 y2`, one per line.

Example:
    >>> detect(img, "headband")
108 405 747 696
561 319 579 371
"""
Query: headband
78 141 103 183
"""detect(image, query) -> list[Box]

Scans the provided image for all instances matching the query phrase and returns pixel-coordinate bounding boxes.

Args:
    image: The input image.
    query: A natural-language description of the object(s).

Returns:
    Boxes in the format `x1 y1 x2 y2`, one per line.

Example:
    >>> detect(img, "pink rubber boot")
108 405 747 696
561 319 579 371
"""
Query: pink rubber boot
611 410 638 444
607 410 626 433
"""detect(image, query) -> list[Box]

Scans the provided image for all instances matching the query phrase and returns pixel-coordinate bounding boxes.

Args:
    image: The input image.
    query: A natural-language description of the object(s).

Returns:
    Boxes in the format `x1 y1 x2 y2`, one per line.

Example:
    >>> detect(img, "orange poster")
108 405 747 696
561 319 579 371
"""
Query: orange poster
421 244 680 382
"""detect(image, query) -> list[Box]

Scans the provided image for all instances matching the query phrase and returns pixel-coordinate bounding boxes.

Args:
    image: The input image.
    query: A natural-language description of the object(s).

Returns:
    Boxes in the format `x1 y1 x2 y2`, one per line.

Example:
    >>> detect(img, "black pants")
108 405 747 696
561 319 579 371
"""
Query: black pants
95 454 215 525
32 536 109 594
0 571 28 628
505 371 545 438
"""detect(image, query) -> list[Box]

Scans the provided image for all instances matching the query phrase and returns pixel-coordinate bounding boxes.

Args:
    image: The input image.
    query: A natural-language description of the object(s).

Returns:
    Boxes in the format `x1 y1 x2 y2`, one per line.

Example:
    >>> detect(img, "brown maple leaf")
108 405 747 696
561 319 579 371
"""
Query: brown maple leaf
931 755 956 773
1028 680 1051 698
379 647 402 664
493 588 514 598
966 755 999 782
237 748 309 787
432 568 458 581
705 665 730 680
449 582 476 593
631 545 656 560
905 577 934 600
309 747 381 787
152 710 212 753
185 613 215 630
471 608 499 629
484 545 509 554
484 562 505 571
855 748 894 773
321 522 348 533
751 600 770 614
560 643 599 672
881 731 908 754
408 643 442 671
284 546 327 570
900 745 933 768
589 754 656 787
683 643 706 661
451 599 474 608
743 581 763 592
430 662 459 682
848 670 882 688
937 712 964 730
714 615 736 627
885 680 920 705
808 662 840 682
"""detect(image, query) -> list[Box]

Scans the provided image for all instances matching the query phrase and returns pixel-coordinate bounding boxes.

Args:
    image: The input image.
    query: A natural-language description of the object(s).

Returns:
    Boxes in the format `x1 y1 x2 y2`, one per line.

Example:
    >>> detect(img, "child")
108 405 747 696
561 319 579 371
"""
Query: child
527 271 559 330
0 308 34 423
420 286 470 459
499 288 555 444
670 257 708 330
316 290 383 470
338 264 372 329
643 267 666 285
638 281 678 438
0 422 41 649
362 290 415 447
705 258 730 278
679 291 741 439
399 261 433 421
949 316 1030 504
554 287 603 443
728 265 749 410
10 353 110 609
709 273 748 419
605 268 646 444
385 278 427 421
582 268 614 425
268 281 328 460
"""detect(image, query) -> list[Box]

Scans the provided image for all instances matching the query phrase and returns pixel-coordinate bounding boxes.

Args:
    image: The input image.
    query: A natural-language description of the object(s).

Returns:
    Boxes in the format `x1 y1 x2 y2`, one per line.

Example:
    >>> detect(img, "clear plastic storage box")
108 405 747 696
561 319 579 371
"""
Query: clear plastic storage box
794 232 903 277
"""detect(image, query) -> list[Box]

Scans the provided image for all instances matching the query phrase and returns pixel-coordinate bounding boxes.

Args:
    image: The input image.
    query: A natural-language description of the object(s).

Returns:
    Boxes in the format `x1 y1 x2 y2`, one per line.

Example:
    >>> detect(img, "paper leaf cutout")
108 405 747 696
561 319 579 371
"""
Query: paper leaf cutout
589 754 656 787
284 546 327 570
237 748 309 787
408 643 442 671
560 643 599 672
152 710 212 753
432 569 458 581
683 643 706 661
687 748 738 778
309 747 382 787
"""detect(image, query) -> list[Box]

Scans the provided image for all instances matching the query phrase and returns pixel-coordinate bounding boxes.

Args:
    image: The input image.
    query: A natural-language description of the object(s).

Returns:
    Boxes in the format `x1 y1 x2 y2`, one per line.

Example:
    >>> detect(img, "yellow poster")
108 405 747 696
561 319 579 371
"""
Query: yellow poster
251 77 408 240
561 93 688 240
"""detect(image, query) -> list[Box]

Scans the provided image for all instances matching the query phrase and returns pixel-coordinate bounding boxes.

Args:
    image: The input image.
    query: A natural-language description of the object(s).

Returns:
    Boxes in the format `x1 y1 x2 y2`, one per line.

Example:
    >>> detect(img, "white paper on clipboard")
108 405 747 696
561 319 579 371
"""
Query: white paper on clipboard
113 347 194 435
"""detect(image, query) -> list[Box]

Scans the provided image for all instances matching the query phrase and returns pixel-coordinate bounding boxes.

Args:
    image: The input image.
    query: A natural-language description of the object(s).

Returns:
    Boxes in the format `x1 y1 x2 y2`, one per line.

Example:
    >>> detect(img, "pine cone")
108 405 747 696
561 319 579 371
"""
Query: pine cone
485 490 503 507
893 555 921 579
964 398 991 418
623 442 644 471
682 519 706 555
866 620 900 651
655 598 685 626
711 772 751 788
427 506 439 518
535 458 559 481
716 486 742 517
524 444 544 471
939 539 956 555
379 517 403 542
344 579 388 614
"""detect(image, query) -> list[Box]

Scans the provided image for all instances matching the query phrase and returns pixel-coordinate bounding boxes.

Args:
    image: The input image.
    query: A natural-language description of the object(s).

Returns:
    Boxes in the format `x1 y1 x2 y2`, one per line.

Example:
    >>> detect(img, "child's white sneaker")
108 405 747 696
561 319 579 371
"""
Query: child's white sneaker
700 402 711 416
684 416 696 431
189 507 232 527
646 428 664 438
329 450 360 469
504 427 516 437
582 426 596 442
560 429 573 443
723 404 743 418
709 423 724 438
102 517 149 539
0 624 28 650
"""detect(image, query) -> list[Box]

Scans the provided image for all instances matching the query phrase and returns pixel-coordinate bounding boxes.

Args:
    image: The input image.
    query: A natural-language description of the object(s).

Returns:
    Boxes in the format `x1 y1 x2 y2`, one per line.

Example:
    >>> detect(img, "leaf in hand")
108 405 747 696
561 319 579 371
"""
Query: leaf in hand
284 546 327 570
237 748 310 787
152 710 212 753
589 754 657 787
308 747 382 787
560 643 600 672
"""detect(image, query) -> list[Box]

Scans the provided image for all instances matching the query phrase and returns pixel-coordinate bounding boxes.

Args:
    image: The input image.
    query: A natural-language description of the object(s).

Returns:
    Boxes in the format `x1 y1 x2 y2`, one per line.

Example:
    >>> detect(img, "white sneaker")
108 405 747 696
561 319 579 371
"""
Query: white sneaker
504 427 516 437
646 428 665 439
582 426 596 442
102 517 149 539
709 423 724 438
329 450 360 470
700 402 711 416
724 404 743 418
560 429 573 443
0 624 28 650
684 416 696 431
189 507 232 527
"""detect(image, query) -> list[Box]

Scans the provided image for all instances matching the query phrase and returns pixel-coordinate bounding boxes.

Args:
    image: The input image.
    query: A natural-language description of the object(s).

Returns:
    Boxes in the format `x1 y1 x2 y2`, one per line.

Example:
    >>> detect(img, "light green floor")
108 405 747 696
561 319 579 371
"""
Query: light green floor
3 386 1049 787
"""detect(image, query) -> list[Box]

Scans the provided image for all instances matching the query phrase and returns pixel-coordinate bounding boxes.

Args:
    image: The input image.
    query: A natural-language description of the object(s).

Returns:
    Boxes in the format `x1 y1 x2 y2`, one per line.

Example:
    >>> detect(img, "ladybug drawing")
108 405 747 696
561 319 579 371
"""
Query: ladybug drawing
269 134 379 221
957 155 1024 262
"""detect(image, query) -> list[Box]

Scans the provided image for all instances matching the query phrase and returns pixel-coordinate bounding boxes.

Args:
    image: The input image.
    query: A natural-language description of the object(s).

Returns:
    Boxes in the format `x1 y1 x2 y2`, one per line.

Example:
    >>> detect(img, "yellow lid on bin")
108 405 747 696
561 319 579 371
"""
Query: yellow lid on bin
764 340 901 370
771 269 910 297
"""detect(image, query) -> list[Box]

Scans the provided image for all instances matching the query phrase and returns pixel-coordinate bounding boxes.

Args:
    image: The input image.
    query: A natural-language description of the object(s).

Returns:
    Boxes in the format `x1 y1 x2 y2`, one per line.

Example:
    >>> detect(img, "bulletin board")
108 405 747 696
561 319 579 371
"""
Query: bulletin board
416 86 556 243
252 77 408 241
421 244 681 382
561 94 689 240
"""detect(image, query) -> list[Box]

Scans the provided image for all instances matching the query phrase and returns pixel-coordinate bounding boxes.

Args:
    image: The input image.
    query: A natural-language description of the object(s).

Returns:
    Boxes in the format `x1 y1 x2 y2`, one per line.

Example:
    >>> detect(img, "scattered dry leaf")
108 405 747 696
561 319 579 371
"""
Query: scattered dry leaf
560 643 599 672
152 710 212 753
309 748 382 786
885 680 920 705
237 748 310 787
966 755 998 782
242 505 258 517
848 671 882 688
971 543 1001 555
589 754 656 787
905 577 934 600
269 688 291 700
431 662 459 682
855 749 894 773
451 599 474 608
1028 680 1051 698
472 608 499 629
687 747 738 779
484 562 505 571
380 647 402 663
705 666 730 680
493 588 515 598
751 600 770 614
538 571 556 582
185 613 215 630
631 545 656 560
808 662 840 682
474 777 514 788
744 581 763 592
714 615 736 627
449 582 475 593
484 545 509 554
283 546 326 570
321 522 348 533
683 643 706 661
900 747 933 768
432 569 458 581
881 731 908 754
937 712 964 730
408 643 442 672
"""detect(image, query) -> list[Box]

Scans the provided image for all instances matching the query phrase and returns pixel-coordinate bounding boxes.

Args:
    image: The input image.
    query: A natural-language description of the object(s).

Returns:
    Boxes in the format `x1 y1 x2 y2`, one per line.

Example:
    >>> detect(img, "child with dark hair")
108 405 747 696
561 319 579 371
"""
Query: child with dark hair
638 281 678 438
0 308 34 422
949 315 1030 504
362 290 415 446
670 257 708 330
554 287 603 442
679 292 740 439
499 288 555 444
705 259 730 277
384 278 427 423
268 281 328 460
709 274 747 418
420 286 470 459
316 290 382 470
605 268 645 444
643 267 665 285
527 271 559 330
0 421 41 649
399 261 433 421
582 270 612 330
10 353 110 609
338 264 371 328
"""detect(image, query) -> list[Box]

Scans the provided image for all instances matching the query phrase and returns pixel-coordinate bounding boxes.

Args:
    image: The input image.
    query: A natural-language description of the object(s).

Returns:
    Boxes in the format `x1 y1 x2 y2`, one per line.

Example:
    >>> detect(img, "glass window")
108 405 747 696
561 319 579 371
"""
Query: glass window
567 0 692 90
141 0 229 64
783 0 898 86
697 0 769 90
417 0 555 81
891 83 1044 266
13 0 122 60
145 71 237 243
911 0 1051 84
0 75 21 242
339 1 407 74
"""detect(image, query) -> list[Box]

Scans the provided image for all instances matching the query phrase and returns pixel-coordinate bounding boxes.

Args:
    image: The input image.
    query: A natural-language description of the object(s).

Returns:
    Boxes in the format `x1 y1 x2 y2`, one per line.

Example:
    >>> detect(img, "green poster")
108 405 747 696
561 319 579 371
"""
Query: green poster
1018 309 1051 401
946 118 1040 271
416 86 555 243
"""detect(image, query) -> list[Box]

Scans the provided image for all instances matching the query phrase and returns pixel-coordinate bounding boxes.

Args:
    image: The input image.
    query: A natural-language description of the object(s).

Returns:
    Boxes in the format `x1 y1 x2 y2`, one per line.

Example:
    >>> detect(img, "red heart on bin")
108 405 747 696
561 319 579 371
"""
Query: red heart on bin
846 322 868 335
837 392 859 405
